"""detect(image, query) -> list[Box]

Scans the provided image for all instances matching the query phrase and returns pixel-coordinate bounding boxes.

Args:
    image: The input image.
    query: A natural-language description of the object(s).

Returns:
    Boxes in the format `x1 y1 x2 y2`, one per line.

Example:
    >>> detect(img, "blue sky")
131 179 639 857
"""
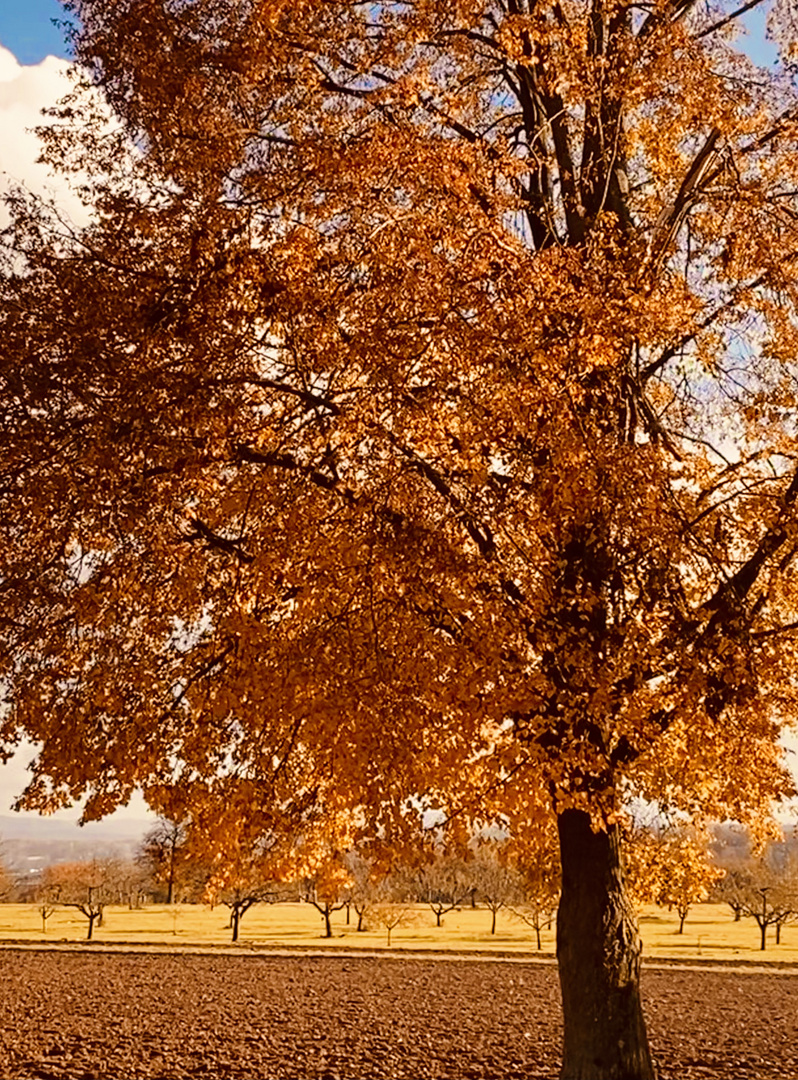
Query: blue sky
0 0 70 64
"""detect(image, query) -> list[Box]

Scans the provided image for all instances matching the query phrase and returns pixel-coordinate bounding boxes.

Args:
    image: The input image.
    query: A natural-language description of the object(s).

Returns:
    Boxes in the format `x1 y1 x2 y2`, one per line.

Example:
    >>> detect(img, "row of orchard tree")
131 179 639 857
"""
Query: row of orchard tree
10 818 562 945
9 814 798 950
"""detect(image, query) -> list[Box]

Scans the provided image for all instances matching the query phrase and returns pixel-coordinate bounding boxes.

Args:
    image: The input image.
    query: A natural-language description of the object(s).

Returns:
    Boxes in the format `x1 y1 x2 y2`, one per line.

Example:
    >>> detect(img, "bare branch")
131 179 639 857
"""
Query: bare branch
695 0 770 40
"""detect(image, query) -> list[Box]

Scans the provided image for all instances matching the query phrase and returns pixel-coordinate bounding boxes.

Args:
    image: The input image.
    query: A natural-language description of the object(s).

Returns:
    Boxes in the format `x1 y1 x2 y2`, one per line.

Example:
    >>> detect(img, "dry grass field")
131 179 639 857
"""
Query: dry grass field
638 904 798 962
2 901 797 961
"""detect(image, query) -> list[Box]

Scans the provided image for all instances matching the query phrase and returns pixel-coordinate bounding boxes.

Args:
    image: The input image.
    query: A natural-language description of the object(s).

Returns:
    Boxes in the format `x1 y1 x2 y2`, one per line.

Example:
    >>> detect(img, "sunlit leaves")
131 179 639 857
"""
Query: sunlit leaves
2 0 798 859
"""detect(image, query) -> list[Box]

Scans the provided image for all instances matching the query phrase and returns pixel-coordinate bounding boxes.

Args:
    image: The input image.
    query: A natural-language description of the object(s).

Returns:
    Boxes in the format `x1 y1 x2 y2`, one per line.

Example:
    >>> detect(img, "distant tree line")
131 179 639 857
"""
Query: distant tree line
2 816 798 949
0 815 562 942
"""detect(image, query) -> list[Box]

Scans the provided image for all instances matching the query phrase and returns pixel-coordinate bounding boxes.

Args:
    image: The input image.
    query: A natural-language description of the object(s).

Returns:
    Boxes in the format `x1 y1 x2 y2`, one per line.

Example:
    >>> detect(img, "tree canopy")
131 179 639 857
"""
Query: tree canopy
4 0 798 835
3 0 798 1074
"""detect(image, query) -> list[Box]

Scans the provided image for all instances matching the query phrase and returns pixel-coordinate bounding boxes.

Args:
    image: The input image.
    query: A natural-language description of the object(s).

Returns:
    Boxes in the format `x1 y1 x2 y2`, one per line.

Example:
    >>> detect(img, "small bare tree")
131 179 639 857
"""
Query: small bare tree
713 863 751 923
369 874 419 946
741 883 794 952
372 903 418 947
414 856 471 928
344 850 377 931
0 851 14 903
712 838 798 950
208 845 281 943
35 884 59 934
138 817 189 904
470 851 523 935
298 850 353 939
511 844 561 951
43 861 114 940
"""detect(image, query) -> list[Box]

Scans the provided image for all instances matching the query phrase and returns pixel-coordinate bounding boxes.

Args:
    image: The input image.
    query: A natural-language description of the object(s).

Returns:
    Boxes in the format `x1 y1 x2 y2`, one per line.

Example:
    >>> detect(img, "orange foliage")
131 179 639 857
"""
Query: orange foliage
626 824 723 928
2 4 797 842
3 2 798 1069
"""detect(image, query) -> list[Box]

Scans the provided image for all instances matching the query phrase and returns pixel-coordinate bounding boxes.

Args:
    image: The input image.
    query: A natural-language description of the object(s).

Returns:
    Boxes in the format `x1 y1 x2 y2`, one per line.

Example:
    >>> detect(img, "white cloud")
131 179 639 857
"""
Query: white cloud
0 45 147 824
0 42 86 227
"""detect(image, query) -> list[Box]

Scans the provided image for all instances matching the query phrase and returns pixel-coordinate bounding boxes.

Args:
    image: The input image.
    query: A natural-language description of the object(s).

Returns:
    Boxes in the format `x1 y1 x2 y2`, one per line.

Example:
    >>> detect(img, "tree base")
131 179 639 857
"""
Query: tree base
557 810 656 1080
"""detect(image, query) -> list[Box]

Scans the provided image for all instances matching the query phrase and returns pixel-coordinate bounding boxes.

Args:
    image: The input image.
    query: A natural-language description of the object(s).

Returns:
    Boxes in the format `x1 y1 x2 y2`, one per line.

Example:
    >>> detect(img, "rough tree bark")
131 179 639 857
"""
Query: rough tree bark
557 810 655 1080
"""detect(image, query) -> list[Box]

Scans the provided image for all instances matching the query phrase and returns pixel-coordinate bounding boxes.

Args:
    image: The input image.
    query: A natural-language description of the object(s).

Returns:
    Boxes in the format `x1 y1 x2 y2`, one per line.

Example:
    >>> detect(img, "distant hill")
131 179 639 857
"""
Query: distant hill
0 813 151 842
0 814 151 876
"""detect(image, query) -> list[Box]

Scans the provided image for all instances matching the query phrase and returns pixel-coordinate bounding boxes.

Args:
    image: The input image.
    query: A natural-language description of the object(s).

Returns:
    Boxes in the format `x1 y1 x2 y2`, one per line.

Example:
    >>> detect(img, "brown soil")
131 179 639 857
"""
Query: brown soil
0 950 795 1079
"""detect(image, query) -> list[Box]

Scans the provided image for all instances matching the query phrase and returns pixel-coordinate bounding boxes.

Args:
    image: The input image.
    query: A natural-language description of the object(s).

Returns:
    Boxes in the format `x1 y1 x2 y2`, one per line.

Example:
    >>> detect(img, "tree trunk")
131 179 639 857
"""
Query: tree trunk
323 907 332 938
491 907 496 934
232 908 240 942
87 913 97 941
556 809 656 1080
678 910 687 934
536 924 542 951
760 921 767 951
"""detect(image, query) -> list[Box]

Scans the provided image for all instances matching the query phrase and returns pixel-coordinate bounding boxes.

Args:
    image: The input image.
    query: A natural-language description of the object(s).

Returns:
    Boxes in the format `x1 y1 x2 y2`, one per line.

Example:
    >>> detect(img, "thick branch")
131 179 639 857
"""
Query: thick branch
234 444 338 491
184 516 254 563
239 377 341 416
388 436 496 560
513 19 582 241
648 128 721 274
637 0 702 40
702 466 798 615
580 1 632 229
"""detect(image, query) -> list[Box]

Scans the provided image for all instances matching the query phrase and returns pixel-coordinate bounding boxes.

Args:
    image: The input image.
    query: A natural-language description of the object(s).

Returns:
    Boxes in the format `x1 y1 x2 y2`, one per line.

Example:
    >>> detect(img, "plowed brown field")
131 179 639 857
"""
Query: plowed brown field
0 950 795 1079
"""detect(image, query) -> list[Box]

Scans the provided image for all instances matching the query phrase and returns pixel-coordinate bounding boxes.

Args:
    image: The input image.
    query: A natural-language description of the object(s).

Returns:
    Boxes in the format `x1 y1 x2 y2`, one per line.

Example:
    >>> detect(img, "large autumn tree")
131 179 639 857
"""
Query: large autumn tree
3 0 798 1075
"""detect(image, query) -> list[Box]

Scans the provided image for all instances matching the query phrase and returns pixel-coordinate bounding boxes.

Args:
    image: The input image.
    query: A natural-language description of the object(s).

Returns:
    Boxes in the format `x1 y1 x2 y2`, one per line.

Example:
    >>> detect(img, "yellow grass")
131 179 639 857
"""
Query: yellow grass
637 903 798 962
0 902 554 952
1 901 796 961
